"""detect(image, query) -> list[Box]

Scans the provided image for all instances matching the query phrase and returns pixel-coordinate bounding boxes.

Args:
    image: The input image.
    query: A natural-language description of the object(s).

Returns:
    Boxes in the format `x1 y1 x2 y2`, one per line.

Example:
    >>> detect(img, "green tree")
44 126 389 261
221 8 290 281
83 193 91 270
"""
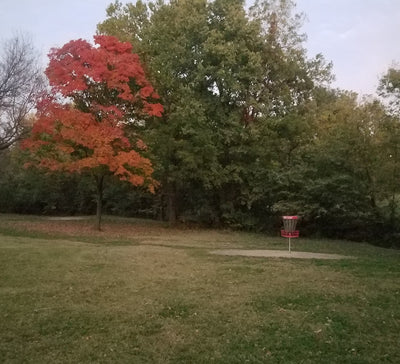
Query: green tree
379 66 400 116
100 1 212 223
282 88 400 243
377 67 400 231
98 0 332 227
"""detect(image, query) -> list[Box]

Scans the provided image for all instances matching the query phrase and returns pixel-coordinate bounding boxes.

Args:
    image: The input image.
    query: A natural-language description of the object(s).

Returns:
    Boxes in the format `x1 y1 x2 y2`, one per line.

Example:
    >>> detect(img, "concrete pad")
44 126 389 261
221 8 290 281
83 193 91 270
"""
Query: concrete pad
210 249 355 260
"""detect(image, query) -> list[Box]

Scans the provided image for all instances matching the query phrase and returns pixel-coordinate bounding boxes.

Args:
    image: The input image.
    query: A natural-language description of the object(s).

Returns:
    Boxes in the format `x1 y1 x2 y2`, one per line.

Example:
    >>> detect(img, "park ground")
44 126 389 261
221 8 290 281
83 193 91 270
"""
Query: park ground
0 214 399 363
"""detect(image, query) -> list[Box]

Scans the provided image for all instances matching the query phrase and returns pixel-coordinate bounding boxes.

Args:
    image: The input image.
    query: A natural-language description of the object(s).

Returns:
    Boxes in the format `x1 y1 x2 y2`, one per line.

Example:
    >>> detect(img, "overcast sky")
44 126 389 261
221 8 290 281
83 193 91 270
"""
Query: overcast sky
296 0 400 95
1 0 399 96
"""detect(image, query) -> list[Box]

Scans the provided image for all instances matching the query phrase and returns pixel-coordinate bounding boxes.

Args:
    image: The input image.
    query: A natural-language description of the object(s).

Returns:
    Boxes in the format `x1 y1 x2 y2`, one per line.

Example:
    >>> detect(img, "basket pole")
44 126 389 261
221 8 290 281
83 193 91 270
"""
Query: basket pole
289 237 291 253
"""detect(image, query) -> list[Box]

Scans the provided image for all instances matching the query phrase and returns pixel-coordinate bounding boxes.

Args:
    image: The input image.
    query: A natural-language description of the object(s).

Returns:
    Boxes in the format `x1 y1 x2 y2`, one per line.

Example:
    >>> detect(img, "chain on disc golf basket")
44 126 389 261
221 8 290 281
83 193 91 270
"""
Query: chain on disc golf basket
281 216 299 253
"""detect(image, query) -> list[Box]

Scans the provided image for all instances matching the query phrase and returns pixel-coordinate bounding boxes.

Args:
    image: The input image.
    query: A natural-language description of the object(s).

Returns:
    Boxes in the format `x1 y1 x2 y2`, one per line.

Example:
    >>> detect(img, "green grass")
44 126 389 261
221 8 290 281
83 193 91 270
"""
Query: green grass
0 214 399 363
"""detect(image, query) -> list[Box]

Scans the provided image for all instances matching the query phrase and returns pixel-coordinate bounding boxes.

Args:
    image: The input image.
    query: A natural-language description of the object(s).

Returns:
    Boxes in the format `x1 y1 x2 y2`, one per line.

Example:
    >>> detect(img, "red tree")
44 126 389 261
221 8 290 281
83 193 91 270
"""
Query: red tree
22 35 163 229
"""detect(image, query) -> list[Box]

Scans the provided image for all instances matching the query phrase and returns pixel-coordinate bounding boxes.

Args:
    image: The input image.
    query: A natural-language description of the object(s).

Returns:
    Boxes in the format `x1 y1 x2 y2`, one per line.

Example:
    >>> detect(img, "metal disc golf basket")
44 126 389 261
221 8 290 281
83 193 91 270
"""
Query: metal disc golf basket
281 216 299 253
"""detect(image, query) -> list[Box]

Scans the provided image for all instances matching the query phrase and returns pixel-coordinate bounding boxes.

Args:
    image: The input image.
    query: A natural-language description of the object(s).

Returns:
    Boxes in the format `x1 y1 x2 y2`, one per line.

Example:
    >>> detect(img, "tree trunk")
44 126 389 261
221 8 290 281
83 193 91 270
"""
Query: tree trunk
95 175 104 231
167 182 177 225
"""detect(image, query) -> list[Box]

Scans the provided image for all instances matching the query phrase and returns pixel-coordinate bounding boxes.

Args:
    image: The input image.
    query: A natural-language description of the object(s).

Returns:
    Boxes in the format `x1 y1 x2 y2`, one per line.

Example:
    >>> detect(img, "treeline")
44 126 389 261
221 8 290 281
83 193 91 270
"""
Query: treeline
0 0 399 247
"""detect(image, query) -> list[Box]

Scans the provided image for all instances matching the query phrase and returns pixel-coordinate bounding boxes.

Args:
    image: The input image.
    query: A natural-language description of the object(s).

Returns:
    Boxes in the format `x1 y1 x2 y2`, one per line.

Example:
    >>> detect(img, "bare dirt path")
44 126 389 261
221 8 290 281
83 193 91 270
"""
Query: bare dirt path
211 249 356 260
45 216 91 221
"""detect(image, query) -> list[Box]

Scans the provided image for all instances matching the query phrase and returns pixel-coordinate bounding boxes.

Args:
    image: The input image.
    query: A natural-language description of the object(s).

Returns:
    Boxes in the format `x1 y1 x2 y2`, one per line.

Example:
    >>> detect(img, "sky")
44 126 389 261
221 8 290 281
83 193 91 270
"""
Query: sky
0 0 399 96
295 0 400 95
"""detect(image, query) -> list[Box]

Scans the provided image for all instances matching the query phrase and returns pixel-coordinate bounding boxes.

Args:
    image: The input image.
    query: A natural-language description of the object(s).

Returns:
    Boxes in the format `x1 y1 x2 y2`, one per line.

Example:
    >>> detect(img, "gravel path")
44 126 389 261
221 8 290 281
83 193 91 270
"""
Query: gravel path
211 249 355 260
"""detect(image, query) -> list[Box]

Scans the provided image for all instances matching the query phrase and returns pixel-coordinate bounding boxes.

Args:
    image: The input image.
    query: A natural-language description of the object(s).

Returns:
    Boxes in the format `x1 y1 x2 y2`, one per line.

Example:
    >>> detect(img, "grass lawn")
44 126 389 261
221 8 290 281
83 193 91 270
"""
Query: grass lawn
0 214 399 363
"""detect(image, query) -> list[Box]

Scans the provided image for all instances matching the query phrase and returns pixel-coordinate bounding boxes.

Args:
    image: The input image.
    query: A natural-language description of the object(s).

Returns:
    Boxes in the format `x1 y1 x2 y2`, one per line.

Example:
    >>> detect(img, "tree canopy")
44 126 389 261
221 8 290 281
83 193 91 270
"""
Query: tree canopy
22 35 163 229
0 0 398 247
97 0 333 224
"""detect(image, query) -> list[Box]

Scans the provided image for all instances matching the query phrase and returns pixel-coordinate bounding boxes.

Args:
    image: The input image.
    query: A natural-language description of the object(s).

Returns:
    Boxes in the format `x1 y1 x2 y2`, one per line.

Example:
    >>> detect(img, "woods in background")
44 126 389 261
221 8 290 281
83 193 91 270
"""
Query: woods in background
1 0 399 246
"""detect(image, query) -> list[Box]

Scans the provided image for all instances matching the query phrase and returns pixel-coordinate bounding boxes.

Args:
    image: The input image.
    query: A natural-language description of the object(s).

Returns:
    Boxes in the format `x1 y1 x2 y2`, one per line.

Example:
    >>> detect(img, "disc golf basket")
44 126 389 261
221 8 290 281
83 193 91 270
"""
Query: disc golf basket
281 216 299 253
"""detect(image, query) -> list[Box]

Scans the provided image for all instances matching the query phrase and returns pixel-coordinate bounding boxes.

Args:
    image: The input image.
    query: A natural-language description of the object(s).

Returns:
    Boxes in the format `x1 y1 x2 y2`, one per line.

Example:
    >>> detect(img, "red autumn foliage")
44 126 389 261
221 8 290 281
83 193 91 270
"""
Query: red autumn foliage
45 35 162 116
23 35 163 193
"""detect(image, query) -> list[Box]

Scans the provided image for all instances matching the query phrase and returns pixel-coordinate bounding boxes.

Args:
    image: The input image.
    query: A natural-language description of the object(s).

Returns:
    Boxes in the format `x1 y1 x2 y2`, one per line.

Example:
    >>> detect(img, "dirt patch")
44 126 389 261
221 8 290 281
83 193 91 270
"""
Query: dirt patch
211 249 356 260
1 218 169 239
46 216 90 221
